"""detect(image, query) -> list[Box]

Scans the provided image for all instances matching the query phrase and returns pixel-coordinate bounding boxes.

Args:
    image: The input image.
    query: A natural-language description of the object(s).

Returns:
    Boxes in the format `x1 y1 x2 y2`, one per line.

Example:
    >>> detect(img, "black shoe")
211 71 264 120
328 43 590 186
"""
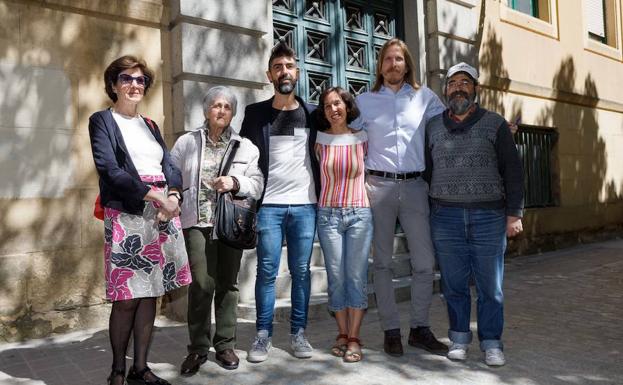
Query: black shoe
383 332 404 357
408 327 448 355
215 348 240 370
180 352 208 376
107 368 126 385
126 365 171 385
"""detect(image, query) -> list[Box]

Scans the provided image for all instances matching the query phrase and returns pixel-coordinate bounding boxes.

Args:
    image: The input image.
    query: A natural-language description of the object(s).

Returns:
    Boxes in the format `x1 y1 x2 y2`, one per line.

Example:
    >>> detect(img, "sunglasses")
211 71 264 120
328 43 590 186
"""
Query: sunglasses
117 74 149 87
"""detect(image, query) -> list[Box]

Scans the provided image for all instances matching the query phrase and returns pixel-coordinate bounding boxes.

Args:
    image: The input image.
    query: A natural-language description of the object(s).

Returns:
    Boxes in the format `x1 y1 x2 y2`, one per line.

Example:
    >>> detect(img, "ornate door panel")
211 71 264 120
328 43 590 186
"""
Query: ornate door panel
272 0 403 103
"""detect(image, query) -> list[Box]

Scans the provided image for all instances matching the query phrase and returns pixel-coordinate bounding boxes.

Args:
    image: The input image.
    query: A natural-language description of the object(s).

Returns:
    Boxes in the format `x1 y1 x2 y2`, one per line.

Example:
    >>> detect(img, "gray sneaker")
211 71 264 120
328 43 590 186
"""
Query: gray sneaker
485 348 506 366
248 330 272 362
290 328 313 358
447 343 469 361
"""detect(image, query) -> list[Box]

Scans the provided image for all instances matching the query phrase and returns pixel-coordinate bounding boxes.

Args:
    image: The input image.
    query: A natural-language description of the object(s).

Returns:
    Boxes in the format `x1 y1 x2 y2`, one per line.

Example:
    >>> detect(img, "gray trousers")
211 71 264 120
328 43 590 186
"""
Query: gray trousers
365 175 435 331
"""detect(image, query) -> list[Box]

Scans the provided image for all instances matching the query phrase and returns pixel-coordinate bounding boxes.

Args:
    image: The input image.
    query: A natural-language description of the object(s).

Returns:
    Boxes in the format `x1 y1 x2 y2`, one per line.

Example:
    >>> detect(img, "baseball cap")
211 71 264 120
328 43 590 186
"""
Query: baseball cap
446 62 479 82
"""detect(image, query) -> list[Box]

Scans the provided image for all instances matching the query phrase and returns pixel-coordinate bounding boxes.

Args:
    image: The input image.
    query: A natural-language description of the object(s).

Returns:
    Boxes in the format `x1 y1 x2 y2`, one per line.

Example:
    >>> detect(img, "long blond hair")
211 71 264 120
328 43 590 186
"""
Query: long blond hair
372 38 420 92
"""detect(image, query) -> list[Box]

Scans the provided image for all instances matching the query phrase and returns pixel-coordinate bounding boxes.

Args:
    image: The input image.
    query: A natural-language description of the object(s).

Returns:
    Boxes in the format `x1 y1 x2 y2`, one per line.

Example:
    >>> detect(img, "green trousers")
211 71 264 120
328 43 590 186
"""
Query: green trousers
184 227 242 353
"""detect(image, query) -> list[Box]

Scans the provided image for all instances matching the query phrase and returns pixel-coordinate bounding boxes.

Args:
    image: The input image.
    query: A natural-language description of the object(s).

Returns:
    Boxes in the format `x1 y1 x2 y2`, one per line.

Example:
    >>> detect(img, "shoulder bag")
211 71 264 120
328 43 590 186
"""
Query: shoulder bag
213 140 258 249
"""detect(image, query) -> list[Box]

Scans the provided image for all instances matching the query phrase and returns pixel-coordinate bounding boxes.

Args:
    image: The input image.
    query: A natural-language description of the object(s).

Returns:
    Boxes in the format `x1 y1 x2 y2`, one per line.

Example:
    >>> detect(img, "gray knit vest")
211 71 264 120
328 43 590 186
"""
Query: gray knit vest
427 111 505 203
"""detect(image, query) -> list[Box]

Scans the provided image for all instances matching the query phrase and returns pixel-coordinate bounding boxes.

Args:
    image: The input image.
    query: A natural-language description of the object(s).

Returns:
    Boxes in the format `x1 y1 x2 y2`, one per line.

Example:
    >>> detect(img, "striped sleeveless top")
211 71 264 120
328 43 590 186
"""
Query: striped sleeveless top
315 130 369 208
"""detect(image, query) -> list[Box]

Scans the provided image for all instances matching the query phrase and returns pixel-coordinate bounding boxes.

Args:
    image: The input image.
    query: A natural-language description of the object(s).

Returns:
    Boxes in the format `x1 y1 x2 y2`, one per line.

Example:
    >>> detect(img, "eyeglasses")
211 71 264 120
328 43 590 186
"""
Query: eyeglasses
446 79 473 89
117 74 149 87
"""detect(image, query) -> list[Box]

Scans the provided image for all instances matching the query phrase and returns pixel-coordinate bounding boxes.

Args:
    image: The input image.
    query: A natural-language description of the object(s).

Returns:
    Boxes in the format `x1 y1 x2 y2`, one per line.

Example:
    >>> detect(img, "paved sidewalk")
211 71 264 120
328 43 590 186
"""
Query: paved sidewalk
1 239 622 385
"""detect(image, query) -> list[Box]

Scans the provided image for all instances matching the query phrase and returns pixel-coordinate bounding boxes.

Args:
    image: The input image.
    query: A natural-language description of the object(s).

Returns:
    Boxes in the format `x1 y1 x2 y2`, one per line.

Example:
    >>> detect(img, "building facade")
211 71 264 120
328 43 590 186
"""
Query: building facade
0 0 621 340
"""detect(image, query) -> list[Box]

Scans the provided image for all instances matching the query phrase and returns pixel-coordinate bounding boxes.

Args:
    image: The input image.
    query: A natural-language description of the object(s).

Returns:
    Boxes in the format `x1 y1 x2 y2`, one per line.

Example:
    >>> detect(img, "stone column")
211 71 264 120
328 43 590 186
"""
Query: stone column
424 0 481 94
169 0 273 135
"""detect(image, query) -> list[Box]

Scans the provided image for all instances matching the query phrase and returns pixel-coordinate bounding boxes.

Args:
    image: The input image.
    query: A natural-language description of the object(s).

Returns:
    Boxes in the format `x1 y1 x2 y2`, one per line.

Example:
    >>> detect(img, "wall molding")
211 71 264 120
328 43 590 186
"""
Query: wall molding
168 14 265 38
481 77 623 113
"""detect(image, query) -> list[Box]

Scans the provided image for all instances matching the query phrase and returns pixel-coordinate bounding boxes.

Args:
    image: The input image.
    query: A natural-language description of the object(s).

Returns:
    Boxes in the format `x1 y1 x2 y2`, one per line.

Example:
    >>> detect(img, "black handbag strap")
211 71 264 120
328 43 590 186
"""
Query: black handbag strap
218 139 240 177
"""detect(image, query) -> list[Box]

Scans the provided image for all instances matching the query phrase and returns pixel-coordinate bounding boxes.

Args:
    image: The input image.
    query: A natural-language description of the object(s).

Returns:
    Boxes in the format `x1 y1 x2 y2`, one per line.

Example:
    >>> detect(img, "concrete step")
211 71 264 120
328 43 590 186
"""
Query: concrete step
367 252 412 282
392 233 409 255
239 235 410 300
236 232 433 323
237 274 442 322
239 265 328 303
238 243 324 277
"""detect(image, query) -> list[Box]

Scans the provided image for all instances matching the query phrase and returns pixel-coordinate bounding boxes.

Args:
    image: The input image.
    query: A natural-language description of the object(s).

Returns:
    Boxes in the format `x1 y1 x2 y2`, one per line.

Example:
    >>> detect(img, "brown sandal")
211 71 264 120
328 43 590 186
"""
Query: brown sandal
331 334 348 357
344 337 363 363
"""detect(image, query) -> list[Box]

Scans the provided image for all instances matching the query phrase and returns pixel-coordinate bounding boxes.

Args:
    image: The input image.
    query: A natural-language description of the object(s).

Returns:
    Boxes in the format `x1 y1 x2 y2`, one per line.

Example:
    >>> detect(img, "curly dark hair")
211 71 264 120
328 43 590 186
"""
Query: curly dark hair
268 43 297 69
103 55 154 102
315 87 360 131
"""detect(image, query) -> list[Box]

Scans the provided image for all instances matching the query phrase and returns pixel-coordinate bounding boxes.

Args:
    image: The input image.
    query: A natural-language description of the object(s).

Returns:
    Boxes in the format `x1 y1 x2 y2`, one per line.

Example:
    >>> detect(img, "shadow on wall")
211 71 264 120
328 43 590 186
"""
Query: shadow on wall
0 1 173 341
475 22 616 251
535 57 609 205
477 23 522 122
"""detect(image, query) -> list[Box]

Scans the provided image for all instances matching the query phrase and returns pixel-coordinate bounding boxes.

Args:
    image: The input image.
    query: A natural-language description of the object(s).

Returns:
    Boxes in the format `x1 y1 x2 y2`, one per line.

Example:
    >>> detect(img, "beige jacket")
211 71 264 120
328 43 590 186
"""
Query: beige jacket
170 126 264 229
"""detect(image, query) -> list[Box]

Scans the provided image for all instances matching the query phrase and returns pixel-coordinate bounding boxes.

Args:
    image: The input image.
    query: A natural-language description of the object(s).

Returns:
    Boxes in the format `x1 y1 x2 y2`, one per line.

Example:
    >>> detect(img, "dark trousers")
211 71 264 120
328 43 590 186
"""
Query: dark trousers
184 227 243 353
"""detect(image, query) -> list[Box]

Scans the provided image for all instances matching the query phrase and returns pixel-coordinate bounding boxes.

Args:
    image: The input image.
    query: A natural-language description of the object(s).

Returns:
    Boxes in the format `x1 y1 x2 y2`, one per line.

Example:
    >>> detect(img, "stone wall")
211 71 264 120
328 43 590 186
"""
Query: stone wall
0 0 170 341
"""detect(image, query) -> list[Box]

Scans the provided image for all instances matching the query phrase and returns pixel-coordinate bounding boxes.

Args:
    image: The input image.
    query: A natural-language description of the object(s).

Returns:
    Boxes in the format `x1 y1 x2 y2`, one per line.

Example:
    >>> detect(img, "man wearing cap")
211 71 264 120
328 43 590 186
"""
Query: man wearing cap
424 62 524 366
351 38 448 357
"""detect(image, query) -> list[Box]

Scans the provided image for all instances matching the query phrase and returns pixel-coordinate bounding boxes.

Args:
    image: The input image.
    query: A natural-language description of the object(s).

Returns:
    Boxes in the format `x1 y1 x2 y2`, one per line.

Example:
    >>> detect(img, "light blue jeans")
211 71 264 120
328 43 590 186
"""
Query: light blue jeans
430 204 507 351
255 204 317 336
317 207 373 312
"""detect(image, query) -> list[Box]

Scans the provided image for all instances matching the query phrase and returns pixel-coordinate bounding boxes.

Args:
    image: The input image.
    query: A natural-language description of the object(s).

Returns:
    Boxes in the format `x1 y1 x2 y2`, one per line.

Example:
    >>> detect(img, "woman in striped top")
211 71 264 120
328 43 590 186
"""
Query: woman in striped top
315 87 373 363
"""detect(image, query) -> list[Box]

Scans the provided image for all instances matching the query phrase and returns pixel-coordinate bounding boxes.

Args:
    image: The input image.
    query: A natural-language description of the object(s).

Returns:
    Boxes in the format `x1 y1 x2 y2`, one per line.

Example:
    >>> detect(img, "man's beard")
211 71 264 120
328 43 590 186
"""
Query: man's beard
448 91 476 115
274 75 297 95
383 69 404 85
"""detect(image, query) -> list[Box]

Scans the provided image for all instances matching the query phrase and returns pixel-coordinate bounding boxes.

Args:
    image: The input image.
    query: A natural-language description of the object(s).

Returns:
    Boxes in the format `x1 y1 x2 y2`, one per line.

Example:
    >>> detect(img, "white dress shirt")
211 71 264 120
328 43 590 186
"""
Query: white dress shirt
352 83 445 173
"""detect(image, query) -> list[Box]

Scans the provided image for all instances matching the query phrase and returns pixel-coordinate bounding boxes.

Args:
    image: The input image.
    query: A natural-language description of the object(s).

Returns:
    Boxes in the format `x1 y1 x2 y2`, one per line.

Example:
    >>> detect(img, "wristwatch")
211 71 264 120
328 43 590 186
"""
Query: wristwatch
167 191 182 202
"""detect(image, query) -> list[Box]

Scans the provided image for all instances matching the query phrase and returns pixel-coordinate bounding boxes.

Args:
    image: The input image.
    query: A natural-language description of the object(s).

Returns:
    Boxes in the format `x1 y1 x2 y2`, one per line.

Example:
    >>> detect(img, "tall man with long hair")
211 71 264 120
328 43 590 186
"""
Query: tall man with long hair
352 38 448 357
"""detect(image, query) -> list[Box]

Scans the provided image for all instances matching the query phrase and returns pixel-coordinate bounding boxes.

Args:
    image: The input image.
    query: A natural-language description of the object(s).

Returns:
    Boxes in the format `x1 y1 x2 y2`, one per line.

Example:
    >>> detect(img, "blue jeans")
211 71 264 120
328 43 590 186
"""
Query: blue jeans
317 207 373 312
430 205 506 351
255 204 317 335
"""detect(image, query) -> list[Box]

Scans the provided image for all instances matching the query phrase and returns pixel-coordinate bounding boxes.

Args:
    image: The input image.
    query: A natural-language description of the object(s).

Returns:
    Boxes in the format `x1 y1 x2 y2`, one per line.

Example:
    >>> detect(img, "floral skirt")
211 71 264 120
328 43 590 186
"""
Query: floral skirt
103 175 191 301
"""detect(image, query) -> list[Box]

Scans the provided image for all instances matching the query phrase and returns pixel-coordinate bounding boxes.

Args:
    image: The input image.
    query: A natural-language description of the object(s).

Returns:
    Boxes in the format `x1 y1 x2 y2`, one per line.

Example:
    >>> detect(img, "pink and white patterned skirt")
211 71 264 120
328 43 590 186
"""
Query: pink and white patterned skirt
103 175 191 301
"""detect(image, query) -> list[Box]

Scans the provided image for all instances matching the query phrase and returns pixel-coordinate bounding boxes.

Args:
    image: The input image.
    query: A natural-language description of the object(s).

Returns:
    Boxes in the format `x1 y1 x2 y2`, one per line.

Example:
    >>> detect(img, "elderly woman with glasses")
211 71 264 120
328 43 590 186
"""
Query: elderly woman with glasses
89 55 191 385
171 86 263 376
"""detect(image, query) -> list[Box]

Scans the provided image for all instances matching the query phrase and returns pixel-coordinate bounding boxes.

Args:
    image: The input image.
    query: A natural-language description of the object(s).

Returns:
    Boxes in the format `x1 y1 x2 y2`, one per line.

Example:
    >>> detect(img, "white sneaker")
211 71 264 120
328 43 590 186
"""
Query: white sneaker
485 348 506 366
248 330 272 362
290 328 313 358
447 343 469 361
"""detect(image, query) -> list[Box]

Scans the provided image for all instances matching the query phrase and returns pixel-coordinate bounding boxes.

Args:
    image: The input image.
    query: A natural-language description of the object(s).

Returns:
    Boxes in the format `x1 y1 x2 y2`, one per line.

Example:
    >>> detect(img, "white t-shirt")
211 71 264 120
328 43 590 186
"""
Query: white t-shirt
112 111 164 177
262 106 316 204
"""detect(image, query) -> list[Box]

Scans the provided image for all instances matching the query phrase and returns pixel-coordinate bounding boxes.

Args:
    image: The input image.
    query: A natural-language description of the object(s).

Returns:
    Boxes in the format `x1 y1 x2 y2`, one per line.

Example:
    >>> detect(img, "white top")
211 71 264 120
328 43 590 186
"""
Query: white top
351 84 445 173
263 127 317 204
315 130 367 146
112 111 164 176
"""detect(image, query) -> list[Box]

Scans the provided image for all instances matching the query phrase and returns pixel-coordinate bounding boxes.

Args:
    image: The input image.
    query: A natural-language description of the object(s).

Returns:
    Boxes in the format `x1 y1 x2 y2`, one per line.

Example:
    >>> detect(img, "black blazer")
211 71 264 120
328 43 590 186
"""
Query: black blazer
239 96 320 205
88 109 182 215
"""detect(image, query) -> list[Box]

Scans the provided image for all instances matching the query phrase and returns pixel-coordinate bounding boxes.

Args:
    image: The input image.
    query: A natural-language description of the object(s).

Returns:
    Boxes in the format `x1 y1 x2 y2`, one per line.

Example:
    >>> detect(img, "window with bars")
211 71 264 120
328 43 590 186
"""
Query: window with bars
514 126 558 208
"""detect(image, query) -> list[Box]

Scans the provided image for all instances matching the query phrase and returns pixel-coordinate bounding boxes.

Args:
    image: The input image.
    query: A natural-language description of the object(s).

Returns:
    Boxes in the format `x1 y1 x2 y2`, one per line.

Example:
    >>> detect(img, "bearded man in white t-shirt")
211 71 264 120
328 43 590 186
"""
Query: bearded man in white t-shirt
240 44 321 363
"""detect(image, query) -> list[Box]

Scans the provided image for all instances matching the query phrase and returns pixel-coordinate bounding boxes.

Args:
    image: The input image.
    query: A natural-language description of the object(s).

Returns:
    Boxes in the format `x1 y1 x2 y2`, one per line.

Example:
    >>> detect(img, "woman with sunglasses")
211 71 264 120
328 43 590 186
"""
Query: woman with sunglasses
89 55 191 385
